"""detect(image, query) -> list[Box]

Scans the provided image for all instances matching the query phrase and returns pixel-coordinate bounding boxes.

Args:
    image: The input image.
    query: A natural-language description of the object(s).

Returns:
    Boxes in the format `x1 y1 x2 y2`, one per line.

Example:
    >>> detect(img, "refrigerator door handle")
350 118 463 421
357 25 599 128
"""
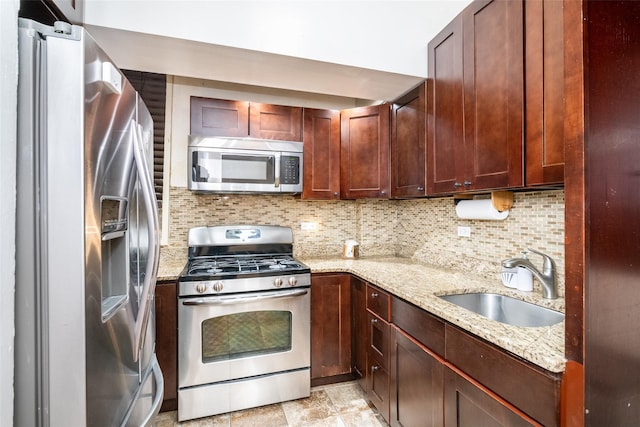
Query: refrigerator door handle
131 119 160 363
119 354 164 427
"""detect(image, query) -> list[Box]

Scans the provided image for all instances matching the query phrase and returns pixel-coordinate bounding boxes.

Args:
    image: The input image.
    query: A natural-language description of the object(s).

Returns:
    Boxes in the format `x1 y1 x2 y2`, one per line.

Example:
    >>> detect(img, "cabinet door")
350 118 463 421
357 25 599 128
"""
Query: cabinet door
190 97 249 137
524 0 565 186
462 0 524 191
155 280 177 412
310 274 352 380
340 104 390 199
302 108 341 200
444 367 537 427
427 16 465 195
249 103 303 141
390 326 444 427
351 276 368 390
390 82 427 198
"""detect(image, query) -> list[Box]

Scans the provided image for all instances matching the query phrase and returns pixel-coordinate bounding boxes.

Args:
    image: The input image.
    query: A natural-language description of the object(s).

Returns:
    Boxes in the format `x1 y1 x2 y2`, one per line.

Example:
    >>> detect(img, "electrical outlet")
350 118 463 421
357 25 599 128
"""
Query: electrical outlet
457 226 471 237
300 222 317 231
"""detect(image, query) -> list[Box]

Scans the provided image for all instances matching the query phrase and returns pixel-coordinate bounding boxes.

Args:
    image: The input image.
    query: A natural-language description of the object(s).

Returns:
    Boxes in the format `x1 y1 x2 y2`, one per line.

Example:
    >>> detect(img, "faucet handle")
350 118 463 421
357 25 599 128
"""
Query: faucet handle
527 248 556 269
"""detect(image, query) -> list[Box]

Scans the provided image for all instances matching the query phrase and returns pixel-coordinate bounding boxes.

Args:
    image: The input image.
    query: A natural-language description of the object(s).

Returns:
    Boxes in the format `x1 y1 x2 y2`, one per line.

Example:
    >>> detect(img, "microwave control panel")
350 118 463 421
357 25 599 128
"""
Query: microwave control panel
281 156 300 184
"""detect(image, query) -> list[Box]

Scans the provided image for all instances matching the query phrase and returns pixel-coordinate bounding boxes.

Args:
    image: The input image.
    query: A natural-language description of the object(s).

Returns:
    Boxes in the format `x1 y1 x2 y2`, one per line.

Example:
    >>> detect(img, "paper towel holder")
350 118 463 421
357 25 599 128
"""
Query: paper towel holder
453 190 514 212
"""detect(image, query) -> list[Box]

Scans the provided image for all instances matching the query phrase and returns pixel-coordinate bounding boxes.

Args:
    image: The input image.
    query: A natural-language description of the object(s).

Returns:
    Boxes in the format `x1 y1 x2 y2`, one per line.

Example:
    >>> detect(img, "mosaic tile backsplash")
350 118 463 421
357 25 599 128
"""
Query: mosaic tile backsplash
166 188 565 297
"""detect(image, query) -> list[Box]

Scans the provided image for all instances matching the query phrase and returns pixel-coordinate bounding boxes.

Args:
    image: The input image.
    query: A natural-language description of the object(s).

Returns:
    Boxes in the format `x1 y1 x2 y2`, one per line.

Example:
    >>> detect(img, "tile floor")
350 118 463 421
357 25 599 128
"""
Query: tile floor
155 381 388 427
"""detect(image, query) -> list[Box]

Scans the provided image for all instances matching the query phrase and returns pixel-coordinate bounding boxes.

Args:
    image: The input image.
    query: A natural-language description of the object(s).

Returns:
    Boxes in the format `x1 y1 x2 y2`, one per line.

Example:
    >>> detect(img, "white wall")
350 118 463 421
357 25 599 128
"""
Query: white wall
84 0 471 76
0 1 18 425
83 0 472 101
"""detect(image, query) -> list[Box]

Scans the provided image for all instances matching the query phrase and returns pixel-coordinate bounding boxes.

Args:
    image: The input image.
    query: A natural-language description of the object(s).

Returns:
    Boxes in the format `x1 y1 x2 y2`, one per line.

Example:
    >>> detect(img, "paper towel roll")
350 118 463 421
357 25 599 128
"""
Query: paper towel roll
455 199 509 220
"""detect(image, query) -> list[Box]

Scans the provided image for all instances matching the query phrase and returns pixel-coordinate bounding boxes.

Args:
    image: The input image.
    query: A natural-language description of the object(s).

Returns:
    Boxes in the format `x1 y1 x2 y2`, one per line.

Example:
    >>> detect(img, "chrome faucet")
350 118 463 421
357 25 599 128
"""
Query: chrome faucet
502 248 558 299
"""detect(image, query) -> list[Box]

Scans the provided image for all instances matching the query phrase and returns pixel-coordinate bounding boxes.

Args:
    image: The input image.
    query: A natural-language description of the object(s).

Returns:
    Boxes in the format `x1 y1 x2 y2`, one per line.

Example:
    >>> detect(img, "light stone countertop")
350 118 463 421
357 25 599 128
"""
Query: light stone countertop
300 257 566 374
157 253 566 373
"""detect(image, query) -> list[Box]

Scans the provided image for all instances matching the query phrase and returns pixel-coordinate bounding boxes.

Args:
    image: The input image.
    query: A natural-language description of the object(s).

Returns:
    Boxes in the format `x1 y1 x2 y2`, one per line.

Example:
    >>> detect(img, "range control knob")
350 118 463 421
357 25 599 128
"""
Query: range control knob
274 278 284 288
212 281 224 292
195 283 207 294
288 277 298 287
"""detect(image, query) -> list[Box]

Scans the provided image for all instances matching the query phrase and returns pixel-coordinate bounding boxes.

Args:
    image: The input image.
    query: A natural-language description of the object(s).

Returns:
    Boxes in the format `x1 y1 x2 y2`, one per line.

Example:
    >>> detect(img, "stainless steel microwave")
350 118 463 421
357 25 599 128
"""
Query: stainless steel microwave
188 136 303 194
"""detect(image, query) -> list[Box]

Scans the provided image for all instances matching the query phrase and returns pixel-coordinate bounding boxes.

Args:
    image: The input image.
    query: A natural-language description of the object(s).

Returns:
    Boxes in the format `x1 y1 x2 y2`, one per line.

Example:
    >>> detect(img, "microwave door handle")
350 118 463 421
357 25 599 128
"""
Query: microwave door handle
274 153 281 188
131 120 160 363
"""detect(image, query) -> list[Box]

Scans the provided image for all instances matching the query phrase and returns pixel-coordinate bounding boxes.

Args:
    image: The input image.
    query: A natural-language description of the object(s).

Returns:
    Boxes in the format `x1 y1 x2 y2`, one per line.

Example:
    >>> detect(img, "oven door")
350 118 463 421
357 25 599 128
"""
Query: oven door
178 287 310 388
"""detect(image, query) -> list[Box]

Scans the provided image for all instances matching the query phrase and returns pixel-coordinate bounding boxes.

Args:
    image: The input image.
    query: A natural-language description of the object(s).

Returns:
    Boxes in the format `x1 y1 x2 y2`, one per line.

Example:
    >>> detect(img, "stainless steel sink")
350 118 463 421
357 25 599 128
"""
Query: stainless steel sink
439 293 564 327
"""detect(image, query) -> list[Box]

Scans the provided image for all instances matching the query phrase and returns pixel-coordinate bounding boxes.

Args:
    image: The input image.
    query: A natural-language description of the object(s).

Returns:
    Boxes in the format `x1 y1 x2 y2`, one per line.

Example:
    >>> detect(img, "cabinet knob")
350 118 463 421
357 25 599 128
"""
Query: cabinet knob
417 186 424 192
380 190 386 196
463 180 472 187
453 182 462 188
371 292 378 298
333 192 339 197
372 365 379 372
371 318 378 324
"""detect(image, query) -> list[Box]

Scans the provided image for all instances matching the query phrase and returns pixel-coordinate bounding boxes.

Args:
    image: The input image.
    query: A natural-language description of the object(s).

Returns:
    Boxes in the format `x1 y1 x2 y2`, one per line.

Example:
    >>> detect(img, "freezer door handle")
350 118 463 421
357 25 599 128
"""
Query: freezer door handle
132 119 160 363
119 355 164 427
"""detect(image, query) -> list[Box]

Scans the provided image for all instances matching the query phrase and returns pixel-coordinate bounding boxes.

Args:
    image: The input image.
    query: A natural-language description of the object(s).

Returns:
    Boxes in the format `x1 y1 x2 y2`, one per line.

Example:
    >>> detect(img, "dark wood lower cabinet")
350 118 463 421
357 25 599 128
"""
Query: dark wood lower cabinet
390 326 444 427
310 274 352 383
351 276 368 391
155 280 177 412
444 367 538 427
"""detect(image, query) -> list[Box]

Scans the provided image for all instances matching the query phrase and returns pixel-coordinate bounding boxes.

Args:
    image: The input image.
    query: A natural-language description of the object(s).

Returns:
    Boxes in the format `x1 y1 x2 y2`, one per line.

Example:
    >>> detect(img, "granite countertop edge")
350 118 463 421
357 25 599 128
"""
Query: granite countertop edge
157 254 566 374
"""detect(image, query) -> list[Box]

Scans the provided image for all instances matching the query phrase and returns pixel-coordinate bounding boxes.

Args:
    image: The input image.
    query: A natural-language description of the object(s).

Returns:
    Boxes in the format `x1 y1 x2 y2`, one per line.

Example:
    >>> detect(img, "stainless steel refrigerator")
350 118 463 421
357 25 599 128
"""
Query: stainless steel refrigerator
15 18 164 426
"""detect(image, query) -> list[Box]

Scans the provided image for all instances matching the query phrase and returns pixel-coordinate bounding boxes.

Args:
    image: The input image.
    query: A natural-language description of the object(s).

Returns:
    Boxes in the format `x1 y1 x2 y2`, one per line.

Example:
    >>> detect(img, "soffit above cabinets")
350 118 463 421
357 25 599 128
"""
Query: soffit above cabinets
85 25 424 103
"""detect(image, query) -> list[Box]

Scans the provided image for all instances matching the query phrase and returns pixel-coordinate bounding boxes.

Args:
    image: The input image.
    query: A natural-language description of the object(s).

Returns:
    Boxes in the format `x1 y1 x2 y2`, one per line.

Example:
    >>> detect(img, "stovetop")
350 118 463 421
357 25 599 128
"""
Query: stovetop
180 254 310 281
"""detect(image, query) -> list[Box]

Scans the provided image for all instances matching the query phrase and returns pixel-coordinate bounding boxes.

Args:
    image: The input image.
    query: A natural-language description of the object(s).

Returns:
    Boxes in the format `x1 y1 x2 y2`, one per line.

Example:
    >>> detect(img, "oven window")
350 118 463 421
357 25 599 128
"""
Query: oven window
201 310 292 363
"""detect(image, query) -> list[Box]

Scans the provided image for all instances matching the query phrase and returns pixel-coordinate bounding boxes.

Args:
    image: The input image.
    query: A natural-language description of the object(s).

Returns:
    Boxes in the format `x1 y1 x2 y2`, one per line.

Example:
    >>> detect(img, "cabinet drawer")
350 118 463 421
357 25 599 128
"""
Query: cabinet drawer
369 360 390 423
367 284 390 321
391 296 445 357
368 311 390 369
445 325 561 427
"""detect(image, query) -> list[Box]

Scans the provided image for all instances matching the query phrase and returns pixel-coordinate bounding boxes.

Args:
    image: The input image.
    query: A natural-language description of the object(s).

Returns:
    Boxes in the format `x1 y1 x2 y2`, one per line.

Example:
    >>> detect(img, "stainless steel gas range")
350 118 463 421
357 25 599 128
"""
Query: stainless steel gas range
177 225 311 421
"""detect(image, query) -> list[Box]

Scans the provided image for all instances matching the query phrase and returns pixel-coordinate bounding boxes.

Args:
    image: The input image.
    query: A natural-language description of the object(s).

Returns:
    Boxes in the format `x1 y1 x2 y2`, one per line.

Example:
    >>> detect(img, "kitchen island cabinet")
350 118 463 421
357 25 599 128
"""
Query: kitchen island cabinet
155 280 178 412
340 104 390 199
427 0 524 195
302 108 341 200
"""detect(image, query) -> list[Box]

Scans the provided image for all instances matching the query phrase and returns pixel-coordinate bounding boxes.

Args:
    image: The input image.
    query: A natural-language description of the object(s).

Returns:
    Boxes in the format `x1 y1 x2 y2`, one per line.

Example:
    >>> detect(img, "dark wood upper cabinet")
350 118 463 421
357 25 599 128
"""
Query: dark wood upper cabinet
190 97 302 141
426 15 464 195
302 108 341 200
390 82 427 199
427 0 524 195
249 103 302 141
462 0 524 191
340 104 390 199
524 0 565 186
190 97 249 137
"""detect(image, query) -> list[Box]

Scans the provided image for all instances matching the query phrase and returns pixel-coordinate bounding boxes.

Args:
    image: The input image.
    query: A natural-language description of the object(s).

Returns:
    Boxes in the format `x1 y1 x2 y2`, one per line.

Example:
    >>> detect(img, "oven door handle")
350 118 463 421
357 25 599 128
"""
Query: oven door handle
182 289 308 306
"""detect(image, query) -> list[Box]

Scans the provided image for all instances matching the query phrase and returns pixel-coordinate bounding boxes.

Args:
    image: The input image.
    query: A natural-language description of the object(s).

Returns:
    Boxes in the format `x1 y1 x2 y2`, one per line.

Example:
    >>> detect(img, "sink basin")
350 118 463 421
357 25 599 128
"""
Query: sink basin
439 293 564 327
